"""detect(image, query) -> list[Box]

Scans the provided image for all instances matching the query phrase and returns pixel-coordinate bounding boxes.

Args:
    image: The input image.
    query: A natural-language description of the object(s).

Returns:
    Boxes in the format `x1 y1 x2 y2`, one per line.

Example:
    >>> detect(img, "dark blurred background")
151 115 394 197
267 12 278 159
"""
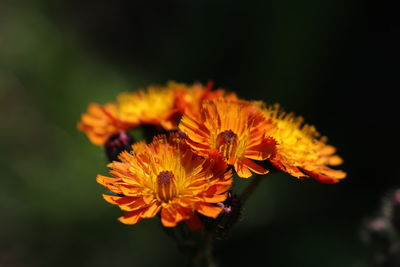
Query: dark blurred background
0 0 397 266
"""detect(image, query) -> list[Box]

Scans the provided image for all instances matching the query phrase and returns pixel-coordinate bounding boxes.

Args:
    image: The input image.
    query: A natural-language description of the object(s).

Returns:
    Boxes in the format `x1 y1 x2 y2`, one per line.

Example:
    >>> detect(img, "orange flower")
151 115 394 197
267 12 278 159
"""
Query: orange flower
97 134 233 228
119 81 237 127
179 99 276 178
263 104 346 183
78 103 135 145
117 84 178 130
172 81 238 119
78 82 236 145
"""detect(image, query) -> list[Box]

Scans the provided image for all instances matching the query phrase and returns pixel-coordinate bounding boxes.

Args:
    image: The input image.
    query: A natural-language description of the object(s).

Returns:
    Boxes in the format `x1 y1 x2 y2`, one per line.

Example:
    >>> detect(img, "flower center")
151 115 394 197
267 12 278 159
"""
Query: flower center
156 171 176 202
157 171 174 185
218 130 237 144
216 130 238 163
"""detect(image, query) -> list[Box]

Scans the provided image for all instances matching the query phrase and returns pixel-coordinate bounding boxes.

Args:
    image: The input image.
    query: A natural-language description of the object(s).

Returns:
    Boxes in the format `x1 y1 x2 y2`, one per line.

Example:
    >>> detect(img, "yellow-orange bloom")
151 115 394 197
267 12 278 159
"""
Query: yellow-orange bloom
263 104 346 183
117 81 236 130
78 103 135 145
172 81 238 119
179 99 276 178
78 81 235 145
117 84 178 130
97 134 233 228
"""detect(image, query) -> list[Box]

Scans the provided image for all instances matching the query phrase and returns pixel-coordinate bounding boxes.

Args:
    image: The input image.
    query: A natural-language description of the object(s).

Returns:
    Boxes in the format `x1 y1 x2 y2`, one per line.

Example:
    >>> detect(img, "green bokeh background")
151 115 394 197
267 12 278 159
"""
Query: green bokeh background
0 1 396 266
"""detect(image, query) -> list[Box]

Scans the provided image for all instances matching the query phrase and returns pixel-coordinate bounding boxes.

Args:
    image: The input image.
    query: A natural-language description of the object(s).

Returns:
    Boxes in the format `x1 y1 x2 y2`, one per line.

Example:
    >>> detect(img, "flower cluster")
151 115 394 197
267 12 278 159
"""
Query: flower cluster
78 81 346 228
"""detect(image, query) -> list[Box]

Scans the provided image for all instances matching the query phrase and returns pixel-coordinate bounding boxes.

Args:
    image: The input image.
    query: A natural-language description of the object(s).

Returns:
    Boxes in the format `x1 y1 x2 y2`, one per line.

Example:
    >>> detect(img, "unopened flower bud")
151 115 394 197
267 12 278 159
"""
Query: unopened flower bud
104 130 134 162
363 216 400 266
365 217 393 242
362 216 395 262
203 192 241 239
142 124 167 143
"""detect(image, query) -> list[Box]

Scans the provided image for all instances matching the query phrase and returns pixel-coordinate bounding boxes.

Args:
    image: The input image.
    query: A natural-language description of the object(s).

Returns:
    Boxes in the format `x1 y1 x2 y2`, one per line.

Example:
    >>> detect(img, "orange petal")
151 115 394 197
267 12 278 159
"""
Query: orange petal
88 133 109 145
301 168 346 184
175 198 193 207
203 193 228 203
96 175 122 194
179 115 210 143
195 203 223 218
161 208 178 227
327 155 343 166
185 214 204 231
102 194 135 205
119 185 143 197
241 158 268 175
160 119 178 130
204 183 224 196
78 103 121 145
209 182 233 195
173 206 192 222
234 161 253 178
142 194 154 204
118 209 143 225
120 198 148 212
245 137 277 161
140 202 161 218
320 145 336 156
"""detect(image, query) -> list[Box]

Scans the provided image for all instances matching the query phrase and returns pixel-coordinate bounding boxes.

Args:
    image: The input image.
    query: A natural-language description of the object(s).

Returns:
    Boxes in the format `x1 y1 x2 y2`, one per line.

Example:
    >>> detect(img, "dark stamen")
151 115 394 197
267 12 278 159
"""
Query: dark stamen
218 130 237 144
157 171 174 185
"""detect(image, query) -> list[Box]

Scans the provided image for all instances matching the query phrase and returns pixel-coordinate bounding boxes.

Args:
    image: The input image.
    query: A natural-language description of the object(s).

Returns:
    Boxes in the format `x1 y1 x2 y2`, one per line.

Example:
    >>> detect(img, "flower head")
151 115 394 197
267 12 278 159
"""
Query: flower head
97 134 233 228
117 84 178 130
179 99 276 178
263 104 346 183
78 103 135 145
78 82 235 145
172 81 238 119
